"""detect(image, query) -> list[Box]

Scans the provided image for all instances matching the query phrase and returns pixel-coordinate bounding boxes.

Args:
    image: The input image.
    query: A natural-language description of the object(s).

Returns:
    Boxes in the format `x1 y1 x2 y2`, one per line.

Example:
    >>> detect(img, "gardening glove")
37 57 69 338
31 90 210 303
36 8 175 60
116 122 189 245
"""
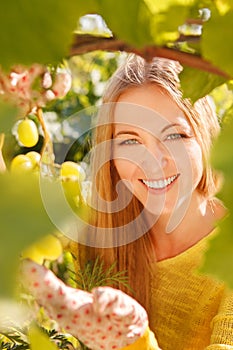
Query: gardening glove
20 259 149 350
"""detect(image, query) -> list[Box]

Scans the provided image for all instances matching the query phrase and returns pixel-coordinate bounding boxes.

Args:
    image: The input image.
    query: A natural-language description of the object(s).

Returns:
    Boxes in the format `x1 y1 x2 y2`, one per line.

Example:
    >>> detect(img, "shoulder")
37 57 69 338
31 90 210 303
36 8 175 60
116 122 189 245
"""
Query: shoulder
210 289 233 345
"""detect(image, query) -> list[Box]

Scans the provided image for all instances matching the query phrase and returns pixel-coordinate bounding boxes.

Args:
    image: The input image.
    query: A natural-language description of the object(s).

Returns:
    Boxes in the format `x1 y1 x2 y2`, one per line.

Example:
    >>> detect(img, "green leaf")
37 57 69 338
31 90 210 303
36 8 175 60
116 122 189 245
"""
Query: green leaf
74 0 99 16
211 111 233 208
0 1 83 69
144 0 195 11
0 100 19 133
180 66 227 101
96 0 196 47
215 0 233 15
0 172 55 296
28 326 58 350
200 114 233 286
210 83 233 120
199 216 233 287
97 0 154 47
202 9 233 77
144 0 195 45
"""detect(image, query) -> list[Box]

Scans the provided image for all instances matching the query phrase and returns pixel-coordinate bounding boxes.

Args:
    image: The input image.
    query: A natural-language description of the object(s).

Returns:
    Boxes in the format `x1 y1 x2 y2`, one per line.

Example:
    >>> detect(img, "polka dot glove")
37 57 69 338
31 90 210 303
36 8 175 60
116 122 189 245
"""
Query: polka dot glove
21 259 148 350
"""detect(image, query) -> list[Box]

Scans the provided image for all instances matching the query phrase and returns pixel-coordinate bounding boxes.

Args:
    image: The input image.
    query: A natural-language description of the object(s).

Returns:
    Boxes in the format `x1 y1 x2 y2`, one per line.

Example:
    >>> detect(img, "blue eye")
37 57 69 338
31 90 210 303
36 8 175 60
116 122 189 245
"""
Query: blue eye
166 133 185 141
121 139 139 145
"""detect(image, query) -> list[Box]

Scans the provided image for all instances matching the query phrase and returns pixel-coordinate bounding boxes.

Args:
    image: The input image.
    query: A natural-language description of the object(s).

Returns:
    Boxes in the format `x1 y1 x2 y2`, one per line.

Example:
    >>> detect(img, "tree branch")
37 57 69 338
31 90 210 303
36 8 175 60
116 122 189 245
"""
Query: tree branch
70 34 230 79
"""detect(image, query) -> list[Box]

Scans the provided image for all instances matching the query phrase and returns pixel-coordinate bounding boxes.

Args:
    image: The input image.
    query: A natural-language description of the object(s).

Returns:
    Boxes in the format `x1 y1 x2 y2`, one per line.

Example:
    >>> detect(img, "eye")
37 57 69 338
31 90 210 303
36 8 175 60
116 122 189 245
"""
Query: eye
120 138 140 145
165 133 186 141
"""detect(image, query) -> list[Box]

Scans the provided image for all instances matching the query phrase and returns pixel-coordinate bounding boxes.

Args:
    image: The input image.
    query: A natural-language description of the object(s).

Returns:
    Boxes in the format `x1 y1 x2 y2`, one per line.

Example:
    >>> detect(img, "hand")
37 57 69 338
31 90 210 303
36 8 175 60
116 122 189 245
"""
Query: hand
20 259 148 350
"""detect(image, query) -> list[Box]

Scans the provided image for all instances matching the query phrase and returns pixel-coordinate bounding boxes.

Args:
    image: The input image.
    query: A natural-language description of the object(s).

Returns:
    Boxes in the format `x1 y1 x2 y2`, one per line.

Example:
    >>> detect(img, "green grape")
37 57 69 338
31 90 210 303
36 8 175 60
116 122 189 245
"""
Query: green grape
17 119 39 148
26 151 41 167
60 161 86 199
35 234 63 260
10 154 34 173
22 235 63 263
21 245 44 265
60 161 86 181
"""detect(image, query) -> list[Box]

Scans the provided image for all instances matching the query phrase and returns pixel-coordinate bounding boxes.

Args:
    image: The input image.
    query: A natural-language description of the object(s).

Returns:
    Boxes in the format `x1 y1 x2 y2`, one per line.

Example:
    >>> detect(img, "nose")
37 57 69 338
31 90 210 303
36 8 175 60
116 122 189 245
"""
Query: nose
141 140 168 173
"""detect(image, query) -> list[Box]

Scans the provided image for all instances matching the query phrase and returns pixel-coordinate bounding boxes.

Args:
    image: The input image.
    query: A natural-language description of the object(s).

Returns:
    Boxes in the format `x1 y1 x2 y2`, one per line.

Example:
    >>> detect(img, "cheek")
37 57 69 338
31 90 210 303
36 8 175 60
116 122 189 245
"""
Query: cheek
186 143 203 182
192 142 203 165
113 159 137 180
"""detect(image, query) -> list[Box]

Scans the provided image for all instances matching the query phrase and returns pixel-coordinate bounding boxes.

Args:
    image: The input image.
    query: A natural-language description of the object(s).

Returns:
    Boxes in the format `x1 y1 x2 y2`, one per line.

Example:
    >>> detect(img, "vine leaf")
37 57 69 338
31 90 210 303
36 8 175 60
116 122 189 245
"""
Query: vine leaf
0 101 18 133
28 326 58 350
97 0 154 47
200 114 233 287
0 173 55 296
180 65 227 102
202 9 233 77
0 1 83 69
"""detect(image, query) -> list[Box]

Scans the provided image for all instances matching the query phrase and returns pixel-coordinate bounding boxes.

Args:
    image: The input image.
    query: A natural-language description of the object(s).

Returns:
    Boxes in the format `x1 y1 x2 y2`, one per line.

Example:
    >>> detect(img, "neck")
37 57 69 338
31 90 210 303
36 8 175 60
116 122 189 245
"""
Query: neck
147 192 223 261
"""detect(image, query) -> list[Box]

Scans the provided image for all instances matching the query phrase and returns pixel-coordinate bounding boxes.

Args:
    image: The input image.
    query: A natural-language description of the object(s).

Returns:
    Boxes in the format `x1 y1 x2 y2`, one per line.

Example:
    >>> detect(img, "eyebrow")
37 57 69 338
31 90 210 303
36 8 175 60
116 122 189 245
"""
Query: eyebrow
161 123 181 133
114 130 140 137
114 123 182 137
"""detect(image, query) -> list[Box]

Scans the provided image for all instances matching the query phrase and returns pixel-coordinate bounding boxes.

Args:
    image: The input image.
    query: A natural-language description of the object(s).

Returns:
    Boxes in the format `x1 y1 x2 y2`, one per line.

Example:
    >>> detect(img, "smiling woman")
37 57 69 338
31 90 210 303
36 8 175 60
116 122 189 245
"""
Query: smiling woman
76 54 232 350
21 54 231 350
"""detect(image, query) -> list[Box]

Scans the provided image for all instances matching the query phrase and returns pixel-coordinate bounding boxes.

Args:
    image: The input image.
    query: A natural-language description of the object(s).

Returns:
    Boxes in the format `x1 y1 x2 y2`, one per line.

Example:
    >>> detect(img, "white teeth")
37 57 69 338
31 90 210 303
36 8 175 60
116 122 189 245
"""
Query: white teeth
142 175 178 189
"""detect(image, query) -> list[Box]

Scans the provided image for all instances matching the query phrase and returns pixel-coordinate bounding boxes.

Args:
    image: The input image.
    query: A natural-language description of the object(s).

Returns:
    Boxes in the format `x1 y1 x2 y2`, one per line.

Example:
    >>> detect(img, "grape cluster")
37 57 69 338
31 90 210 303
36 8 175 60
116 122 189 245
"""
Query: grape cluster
10 153 89 263
10 115 89 263
11 151 41 173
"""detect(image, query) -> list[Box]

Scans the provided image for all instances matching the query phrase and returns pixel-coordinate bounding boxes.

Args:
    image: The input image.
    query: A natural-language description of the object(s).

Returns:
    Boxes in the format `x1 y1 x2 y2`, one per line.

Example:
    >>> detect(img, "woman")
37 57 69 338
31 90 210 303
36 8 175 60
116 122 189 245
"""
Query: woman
77 54 231 349
22 55 231 350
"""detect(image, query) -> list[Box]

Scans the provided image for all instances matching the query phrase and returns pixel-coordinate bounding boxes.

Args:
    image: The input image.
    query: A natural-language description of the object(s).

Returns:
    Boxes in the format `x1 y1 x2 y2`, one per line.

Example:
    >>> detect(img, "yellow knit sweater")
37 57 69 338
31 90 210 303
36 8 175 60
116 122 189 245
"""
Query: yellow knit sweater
123 230 233 350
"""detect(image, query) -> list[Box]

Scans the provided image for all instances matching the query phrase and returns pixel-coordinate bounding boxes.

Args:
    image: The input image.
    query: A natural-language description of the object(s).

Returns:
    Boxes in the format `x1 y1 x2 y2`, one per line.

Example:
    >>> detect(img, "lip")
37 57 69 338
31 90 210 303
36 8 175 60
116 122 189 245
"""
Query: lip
140 174 180 194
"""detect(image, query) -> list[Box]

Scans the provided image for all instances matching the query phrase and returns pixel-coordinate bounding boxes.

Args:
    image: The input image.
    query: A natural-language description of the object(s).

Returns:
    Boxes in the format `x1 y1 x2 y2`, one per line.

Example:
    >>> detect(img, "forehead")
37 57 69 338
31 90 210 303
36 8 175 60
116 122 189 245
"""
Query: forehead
113 84 191 134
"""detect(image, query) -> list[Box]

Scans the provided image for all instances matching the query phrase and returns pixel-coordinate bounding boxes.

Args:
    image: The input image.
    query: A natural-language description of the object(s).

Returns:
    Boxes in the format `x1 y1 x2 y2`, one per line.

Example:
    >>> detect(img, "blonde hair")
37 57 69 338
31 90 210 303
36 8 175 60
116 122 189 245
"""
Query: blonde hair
79 54 220 316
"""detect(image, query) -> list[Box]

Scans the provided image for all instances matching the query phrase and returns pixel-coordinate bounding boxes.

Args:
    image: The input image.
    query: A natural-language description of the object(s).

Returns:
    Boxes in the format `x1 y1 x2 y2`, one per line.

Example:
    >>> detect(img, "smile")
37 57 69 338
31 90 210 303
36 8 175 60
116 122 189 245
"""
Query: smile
141 174 179 189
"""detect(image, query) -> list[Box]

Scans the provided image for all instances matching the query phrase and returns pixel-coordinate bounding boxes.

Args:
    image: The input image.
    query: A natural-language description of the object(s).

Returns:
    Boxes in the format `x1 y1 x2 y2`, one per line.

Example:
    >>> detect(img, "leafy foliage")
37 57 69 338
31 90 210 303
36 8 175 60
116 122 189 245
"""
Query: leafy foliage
0 173 55 296
202 9 233 77
200 110 233 285
144 0 195 45
180 66 227 101
0 326 75 350
0 102 18 134
74 256 131 293
0 1 84 70
1 1 233 349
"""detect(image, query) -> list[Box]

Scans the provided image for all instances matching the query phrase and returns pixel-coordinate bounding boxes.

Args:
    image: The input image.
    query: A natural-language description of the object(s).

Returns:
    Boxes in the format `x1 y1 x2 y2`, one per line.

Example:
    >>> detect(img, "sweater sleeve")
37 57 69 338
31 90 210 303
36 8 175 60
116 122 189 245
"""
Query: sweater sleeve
205 290 233 349
121 327 160 350
121 290 233 350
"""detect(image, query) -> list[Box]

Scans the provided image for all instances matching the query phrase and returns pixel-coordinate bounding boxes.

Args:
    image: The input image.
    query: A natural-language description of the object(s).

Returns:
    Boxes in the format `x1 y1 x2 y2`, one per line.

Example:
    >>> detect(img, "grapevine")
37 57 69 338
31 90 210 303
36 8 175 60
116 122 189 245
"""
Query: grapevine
0 63 91 267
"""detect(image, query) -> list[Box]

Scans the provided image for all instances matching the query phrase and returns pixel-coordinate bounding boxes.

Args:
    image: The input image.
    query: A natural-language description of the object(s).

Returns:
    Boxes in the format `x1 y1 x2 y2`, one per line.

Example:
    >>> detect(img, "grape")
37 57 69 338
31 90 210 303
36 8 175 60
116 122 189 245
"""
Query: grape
10 154 34 173
21 245 44 264
26 151 41 167
61 161 86 199
60 161 86 181
17 119 39 148
22 235 62 263
35 234 63 260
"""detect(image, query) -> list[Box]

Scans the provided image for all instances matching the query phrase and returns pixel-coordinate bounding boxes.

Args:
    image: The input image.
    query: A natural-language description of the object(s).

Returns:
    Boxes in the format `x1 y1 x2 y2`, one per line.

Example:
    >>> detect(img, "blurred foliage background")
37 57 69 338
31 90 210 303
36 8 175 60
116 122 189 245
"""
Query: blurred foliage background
1 1 233 349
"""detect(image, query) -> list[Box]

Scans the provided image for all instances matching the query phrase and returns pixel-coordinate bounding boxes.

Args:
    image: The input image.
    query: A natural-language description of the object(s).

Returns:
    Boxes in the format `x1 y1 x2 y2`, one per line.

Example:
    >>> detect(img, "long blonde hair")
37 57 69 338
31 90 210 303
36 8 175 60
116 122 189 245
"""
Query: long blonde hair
78 54 220 315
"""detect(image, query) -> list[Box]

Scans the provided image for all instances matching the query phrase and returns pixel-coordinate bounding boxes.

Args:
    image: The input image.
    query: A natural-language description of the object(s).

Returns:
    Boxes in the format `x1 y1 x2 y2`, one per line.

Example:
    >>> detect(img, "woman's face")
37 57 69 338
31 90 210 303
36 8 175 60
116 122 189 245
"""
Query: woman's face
112 84 203 217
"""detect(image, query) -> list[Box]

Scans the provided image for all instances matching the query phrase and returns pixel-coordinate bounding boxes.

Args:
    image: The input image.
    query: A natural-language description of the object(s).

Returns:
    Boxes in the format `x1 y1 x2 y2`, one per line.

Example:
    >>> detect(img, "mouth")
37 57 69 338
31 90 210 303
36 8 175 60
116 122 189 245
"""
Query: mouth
140 174 180 190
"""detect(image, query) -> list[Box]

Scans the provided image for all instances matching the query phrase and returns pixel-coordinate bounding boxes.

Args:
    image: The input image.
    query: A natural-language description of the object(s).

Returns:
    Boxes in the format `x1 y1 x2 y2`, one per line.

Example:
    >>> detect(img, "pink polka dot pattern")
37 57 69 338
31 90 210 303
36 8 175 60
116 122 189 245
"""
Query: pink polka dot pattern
21 259 148 350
